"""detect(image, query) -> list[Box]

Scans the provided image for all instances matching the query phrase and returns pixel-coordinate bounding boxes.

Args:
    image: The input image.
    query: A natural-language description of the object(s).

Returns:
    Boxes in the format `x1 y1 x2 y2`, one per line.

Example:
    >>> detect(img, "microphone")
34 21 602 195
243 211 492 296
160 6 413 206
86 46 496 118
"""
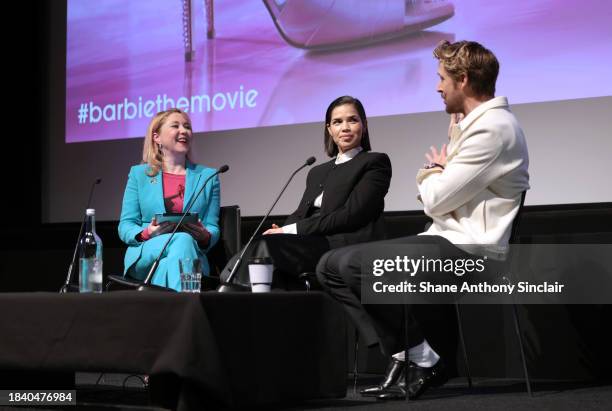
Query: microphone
60 178 102 293
124 165 229 291
217 156 316 292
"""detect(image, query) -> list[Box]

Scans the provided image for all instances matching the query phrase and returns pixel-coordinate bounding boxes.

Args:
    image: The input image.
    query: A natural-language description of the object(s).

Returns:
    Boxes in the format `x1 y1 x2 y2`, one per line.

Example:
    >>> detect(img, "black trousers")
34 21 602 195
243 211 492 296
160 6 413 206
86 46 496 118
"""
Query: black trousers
221 234 331 289
316 234 472 356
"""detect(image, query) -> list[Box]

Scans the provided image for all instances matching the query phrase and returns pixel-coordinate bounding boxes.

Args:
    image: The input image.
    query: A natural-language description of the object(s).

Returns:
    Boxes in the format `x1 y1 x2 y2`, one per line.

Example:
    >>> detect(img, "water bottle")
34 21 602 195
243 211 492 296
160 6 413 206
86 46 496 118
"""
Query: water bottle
79 208 103 293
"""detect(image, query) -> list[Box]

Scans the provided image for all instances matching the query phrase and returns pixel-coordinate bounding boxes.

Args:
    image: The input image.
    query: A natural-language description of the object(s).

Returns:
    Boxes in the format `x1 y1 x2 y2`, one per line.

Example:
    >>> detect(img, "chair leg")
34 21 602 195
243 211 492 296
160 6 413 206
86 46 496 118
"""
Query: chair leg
352 329 359 395
454 303 473 388
511 304 533 397
403 304 410 401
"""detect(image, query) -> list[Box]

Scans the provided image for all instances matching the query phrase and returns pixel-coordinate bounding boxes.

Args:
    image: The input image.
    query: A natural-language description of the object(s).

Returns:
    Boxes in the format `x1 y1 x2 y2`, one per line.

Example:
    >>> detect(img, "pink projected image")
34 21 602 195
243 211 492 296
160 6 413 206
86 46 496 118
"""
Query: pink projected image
66 0 612 143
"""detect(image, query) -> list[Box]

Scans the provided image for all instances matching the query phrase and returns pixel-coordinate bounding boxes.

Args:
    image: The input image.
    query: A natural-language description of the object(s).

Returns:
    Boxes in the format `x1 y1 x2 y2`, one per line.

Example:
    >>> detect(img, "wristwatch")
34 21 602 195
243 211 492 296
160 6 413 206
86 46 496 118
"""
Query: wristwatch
424 162 445 170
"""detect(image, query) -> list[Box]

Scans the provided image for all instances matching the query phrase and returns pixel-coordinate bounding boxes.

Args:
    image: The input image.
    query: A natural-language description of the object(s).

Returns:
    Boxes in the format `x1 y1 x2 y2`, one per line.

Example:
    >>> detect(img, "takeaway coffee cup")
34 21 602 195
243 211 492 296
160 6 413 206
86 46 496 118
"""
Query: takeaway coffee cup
248 257 273 292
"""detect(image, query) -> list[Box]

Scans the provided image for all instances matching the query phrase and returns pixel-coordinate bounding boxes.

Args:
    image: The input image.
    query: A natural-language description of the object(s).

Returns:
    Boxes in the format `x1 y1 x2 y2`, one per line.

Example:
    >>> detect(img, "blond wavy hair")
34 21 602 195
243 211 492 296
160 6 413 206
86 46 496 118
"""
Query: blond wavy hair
142 108 193 176
433 40 499 97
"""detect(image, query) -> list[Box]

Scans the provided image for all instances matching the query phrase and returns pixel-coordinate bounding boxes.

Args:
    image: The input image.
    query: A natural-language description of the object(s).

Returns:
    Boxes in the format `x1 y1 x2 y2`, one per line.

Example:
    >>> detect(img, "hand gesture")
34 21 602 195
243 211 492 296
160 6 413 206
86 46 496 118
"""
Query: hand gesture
263 223 284 235
425 144 448 168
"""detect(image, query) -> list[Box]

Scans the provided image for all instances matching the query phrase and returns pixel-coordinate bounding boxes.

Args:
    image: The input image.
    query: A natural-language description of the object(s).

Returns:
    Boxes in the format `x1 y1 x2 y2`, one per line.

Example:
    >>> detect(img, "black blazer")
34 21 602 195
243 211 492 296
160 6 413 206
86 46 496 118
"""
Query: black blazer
284 151 392 249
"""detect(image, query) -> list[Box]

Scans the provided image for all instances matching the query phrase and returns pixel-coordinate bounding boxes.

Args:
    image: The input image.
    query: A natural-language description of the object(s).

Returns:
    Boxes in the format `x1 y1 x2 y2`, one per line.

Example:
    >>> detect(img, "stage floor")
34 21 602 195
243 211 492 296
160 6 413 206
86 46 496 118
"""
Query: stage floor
6 373 609 411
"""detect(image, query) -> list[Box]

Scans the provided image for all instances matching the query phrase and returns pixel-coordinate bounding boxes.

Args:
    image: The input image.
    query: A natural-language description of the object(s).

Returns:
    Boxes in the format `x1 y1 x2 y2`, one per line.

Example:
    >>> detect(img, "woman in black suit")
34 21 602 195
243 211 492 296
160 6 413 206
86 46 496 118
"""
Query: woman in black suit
223 95 392 289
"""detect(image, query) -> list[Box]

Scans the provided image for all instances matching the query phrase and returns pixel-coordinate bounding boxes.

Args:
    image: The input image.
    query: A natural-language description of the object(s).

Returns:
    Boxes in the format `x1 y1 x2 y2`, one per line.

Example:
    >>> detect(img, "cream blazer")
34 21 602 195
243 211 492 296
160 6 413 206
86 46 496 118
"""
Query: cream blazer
417 96 530 259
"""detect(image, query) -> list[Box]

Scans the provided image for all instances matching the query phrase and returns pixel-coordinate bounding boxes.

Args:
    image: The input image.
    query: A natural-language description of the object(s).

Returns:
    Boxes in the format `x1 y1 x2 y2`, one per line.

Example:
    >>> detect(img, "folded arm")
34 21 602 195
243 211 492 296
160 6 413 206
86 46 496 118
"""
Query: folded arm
418 129 505 216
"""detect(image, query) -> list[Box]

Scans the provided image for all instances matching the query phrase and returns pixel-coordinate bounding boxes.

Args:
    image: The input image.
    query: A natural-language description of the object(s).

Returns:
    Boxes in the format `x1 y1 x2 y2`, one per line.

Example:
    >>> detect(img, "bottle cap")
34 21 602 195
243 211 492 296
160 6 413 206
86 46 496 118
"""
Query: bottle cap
86 208 96 216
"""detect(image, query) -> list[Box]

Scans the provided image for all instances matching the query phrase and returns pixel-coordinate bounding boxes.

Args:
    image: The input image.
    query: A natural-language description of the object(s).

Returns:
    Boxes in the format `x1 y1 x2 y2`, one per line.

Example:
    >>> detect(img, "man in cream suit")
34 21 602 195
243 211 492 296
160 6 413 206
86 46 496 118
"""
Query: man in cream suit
316 40 530 400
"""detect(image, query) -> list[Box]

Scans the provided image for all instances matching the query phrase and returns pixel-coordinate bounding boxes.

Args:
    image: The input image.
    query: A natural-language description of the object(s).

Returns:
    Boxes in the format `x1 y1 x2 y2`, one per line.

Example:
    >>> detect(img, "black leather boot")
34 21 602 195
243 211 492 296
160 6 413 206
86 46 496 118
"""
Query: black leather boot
360 357 405 397
377 360 447 400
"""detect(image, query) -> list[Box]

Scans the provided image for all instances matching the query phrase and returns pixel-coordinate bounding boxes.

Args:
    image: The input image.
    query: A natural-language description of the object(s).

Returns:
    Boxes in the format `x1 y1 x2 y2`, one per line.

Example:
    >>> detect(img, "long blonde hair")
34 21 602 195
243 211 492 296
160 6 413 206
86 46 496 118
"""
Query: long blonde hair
142 108 193 176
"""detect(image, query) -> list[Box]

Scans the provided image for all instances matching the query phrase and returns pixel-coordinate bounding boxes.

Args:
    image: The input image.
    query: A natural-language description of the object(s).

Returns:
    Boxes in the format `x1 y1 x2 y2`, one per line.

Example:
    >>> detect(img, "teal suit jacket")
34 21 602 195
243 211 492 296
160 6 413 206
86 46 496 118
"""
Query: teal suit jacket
118 162 221 275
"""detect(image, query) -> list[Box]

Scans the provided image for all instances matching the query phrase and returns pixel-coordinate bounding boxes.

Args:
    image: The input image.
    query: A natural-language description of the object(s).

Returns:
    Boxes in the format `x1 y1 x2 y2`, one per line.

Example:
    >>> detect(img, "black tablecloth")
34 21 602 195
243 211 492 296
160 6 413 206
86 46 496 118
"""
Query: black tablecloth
0 291 347 408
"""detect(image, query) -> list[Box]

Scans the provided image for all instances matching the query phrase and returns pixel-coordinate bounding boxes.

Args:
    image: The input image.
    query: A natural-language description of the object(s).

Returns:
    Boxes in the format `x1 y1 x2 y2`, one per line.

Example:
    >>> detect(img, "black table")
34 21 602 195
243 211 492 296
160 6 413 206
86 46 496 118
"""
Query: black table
0 291 347 409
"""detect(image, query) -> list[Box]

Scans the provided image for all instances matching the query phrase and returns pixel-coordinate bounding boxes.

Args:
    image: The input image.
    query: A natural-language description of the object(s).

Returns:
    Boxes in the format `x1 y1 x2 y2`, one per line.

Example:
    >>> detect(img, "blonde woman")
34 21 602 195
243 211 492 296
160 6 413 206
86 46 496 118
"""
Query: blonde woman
118 109 220 290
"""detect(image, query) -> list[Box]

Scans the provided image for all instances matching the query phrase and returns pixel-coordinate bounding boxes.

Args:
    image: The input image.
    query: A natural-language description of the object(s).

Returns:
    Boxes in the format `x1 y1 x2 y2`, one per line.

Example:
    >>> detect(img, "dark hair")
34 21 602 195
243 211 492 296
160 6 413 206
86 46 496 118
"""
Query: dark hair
433 40 499 97
324 96 371 157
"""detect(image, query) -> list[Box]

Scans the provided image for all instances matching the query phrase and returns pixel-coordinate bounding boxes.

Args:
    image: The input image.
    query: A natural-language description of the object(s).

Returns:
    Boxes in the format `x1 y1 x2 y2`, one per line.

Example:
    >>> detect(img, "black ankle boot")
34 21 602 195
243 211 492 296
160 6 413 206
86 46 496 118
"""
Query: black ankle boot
377 360 448 401
360 357 404 397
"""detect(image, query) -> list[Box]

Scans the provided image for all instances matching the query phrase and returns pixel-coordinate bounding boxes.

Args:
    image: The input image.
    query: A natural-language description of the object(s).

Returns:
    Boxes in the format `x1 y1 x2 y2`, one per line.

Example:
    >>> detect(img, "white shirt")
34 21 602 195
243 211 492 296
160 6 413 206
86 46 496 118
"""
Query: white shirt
283 147 363 234
417 96 530 259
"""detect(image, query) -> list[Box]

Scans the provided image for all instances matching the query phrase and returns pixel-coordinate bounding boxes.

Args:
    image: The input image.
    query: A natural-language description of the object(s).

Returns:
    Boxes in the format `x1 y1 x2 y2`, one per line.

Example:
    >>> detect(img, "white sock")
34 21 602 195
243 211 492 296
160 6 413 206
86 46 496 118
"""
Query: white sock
392 339 440 368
